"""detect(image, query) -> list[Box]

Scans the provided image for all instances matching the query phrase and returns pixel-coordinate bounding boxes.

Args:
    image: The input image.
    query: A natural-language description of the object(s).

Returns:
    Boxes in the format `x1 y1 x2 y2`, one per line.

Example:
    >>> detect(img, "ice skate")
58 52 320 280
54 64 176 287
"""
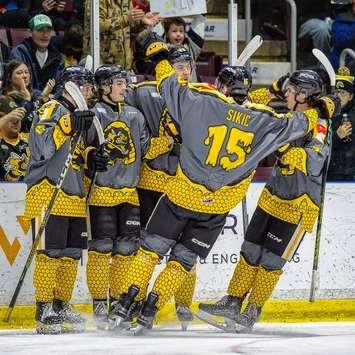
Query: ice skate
93 299 109 330
52 299 86 333
196 295 243 332
235 302 261 330
35 302 62 335
130 292 158 336
176 304 194 331
108 285 139 330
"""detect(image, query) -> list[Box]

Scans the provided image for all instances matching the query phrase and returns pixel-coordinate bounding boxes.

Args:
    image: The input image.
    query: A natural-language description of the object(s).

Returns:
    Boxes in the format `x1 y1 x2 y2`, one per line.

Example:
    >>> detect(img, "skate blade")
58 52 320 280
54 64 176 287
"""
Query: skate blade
36 322 61 335
108 315 128 330
195 310 236 333
129 323 148 336
180 321 190 331
61 321 86 333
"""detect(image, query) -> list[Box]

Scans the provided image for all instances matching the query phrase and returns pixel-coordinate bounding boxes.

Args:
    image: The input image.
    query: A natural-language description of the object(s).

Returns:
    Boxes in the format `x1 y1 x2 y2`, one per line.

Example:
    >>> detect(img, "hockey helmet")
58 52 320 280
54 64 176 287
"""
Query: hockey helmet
168 45 192 64
94 64 128 87
287 70 323 100
216 65 252 101
60 65 94 88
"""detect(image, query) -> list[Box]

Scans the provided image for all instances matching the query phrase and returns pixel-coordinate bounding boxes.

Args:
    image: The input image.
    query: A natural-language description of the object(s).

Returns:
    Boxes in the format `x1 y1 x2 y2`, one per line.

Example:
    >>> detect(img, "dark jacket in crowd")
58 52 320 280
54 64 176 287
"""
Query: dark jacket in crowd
9 37 64 91
328 100 355 181
329 8 355 70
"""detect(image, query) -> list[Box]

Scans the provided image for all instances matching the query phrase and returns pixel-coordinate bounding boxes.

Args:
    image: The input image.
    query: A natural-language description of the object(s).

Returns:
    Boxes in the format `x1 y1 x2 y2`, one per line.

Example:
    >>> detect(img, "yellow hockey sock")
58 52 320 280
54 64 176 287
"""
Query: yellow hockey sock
227 255 259 298
33 253 59 302
109 254 135 299
249 266 282 308
174 266 196 307
86 251 110 300
120 248 159 301
152 261 189 310
54 257 78 302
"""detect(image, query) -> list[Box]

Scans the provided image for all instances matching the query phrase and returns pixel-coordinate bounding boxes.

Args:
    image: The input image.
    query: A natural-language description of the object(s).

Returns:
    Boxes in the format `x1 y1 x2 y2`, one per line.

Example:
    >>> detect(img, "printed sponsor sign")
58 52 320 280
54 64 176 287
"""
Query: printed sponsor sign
0 182 354 304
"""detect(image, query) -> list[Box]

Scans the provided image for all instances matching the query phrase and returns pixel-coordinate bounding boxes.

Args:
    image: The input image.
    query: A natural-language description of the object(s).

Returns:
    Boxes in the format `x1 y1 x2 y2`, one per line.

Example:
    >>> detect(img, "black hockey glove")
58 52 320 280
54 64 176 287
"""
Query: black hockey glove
314 94 341 120
269 73 290 100
71 110 94 133
87 148 109 172
138 32 169 63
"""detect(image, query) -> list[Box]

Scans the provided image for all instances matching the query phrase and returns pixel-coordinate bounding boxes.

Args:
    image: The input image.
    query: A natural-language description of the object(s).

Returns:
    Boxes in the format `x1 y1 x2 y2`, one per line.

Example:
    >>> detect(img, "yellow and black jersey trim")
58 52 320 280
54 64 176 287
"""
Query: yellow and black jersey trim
166 164 254 214
137 162 174 193
248 87 272 106
156 60 175 86
189 84 235 104
279 147 308 176
258 187 319 232
24 178 86 219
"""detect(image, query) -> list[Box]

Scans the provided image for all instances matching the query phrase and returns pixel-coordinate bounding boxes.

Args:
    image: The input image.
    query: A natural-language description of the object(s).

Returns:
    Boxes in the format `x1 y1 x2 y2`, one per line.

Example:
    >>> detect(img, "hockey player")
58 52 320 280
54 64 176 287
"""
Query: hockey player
24 65 102 334
198 70 333 331
108 33 340 334
85 64 150 330
126 44 197 330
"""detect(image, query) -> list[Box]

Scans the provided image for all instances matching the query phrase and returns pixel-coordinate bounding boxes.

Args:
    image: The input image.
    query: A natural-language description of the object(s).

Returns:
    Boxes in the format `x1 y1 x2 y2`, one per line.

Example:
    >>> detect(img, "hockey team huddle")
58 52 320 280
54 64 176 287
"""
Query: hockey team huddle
22 32 340 335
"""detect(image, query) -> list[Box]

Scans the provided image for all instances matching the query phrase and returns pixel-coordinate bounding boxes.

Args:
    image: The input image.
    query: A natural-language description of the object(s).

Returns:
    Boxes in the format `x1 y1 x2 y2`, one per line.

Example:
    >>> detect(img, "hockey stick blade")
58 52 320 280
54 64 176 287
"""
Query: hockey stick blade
236 35 263 66
84 55 93 72
312 48 336 89
64 81 105 145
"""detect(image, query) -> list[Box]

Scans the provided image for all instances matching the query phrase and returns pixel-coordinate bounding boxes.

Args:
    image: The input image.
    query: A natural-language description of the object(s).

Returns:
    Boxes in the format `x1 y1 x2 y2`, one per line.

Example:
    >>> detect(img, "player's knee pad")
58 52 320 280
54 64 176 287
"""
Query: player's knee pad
41 248 63 259
112 235 140 256
88 237 113 254
241 240 263 265
141 230 175 257
259 248 286 271
169 243 198 271
59 247 82 260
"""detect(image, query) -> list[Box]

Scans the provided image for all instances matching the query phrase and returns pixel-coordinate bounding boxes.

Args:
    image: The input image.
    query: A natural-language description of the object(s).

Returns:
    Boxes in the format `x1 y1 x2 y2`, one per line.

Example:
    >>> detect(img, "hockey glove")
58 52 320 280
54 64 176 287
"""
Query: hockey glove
138 32 169 63
314 94 341 120
269 73 290 100
87 148 110 172
71 110 94 133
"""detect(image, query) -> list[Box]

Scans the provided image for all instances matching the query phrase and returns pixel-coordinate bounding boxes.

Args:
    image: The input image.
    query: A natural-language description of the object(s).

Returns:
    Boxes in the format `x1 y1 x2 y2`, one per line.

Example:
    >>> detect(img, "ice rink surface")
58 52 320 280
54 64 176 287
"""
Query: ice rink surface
1 322 355 355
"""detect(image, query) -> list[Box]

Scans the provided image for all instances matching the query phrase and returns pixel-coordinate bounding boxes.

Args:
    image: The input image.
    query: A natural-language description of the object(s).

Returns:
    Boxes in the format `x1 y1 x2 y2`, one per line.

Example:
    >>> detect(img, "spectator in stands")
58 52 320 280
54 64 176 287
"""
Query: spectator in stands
329 0 355 70
0 105 29 181
0 0 31 28
0 59 54 132
25 0 84 31
10 14 64 91
328 67 355 181
51 23 83 67
83 0 160 69
298 1 333 57
156 16 205 82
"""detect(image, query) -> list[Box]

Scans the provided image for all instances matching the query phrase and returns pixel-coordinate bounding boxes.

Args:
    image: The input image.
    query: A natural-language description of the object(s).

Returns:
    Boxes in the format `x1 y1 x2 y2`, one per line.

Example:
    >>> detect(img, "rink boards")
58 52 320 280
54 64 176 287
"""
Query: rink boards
0 182 354 308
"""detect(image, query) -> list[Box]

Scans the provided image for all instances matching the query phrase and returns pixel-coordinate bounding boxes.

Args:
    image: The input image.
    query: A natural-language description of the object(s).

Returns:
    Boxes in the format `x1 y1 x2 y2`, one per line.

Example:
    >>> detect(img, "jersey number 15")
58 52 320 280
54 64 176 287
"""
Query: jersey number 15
204 125 254 171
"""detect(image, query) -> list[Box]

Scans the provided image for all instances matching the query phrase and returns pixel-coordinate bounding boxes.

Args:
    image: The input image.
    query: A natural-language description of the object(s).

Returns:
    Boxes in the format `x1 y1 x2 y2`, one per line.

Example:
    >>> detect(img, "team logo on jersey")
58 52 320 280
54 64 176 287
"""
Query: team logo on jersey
4 151 28 181
104 121 135 165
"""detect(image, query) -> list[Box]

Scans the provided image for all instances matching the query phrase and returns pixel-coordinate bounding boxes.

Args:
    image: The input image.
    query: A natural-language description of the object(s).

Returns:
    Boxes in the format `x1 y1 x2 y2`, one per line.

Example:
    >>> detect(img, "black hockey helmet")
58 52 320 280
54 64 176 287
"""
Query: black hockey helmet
94 64 128 87
168 45 192 64
287 70 323 100
60 65 94 88
216 65 252 102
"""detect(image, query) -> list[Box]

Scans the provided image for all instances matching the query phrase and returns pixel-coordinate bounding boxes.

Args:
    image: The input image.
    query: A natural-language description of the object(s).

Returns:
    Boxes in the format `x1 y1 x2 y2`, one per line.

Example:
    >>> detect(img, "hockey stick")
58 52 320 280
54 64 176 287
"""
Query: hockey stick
4 127 83 323
309 49 335 302
64 82 105 241
235 36 264 234
235 35 263 66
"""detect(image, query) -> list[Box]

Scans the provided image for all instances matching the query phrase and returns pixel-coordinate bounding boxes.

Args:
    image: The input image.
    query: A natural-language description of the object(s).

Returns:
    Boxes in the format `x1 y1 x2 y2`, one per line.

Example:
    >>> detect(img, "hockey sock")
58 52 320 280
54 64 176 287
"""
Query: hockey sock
33 253 59 302
87 251 110 300
120 248 160 301
109 254 135 299
152 261 189 310
248 266 282 308
227 255 259 298
55 257 78 302
174 266 196 307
